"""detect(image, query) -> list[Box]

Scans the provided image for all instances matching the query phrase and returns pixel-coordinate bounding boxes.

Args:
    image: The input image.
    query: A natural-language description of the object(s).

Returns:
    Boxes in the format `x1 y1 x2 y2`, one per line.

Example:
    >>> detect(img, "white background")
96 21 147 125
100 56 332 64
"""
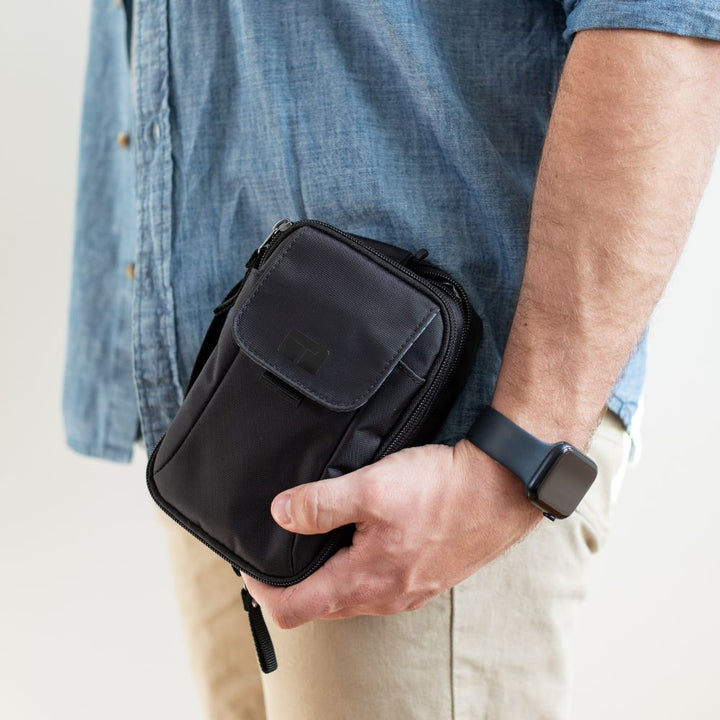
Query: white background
1 3 718 718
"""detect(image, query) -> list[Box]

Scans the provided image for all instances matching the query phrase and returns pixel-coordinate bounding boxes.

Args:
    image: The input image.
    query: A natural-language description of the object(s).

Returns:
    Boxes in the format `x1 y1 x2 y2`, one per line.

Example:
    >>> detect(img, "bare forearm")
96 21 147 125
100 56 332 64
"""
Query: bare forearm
493 29 720 449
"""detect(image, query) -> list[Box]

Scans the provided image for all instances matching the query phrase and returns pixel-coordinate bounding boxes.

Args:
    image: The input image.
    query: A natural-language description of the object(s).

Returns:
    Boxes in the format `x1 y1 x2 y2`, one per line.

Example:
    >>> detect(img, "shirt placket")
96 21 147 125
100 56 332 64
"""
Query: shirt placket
131 0 183 453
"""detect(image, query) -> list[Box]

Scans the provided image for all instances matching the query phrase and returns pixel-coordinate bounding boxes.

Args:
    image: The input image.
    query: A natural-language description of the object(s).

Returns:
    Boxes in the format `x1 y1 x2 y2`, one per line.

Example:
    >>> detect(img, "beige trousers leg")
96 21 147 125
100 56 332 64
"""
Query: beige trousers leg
159 410 632 720
157 510 266 720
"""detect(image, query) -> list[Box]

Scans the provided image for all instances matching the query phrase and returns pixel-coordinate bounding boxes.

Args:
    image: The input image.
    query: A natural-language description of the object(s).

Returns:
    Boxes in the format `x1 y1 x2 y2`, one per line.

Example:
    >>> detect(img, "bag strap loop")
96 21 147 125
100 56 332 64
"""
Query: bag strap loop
183 274 248 396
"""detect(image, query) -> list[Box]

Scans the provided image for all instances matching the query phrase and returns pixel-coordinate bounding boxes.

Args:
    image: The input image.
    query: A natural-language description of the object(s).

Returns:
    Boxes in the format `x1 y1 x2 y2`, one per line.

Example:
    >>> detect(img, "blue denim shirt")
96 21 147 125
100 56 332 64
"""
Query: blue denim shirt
63 0 720 463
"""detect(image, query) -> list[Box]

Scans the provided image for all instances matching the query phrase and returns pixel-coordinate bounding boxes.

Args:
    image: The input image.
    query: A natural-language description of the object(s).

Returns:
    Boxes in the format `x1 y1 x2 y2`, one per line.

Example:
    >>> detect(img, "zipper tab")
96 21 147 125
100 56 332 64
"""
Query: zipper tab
240 584 278 674
403 248 429 269
245 217 294 270
261 218 293 250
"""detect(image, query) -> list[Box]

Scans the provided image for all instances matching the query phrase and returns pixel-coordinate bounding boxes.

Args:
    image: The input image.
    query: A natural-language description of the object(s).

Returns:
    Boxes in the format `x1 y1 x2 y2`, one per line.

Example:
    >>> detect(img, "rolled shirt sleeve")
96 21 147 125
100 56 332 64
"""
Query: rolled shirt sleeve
561 0 720 44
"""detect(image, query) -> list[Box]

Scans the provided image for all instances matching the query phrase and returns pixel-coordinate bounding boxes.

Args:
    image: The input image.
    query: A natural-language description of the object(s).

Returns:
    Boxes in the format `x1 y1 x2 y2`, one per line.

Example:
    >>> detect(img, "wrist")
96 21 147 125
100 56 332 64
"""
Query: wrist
490 278 619 451
489 382 603 452
463 405 599 520
453 437 544 526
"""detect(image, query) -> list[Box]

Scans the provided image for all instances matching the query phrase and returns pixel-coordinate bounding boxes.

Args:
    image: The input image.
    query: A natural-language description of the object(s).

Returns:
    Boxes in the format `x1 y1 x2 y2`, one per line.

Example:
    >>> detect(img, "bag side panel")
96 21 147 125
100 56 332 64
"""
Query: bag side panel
153 311 241 474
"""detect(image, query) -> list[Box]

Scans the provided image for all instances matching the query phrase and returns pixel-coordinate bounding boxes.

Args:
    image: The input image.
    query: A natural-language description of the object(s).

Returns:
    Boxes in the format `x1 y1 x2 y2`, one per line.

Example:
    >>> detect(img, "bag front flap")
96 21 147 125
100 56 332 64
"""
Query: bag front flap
232 224 440 411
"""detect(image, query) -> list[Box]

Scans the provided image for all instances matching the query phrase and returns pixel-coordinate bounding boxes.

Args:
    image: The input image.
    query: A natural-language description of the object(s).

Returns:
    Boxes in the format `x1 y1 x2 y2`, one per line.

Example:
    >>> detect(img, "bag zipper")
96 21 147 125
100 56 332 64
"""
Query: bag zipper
238 578 278 673
380 265 473 455
245 217 294 270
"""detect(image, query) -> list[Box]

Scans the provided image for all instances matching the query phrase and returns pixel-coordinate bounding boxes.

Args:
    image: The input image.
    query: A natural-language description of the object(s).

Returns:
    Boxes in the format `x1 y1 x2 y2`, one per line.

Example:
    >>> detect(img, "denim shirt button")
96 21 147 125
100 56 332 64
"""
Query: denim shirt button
125 262 135 281
117 132 130 149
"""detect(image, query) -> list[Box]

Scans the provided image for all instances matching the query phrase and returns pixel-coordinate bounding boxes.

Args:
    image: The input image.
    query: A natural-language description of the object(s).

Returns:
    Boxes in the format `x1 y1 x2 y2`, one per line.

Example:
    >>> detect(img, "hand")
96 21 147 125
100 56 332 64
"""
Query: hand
242 440 543 629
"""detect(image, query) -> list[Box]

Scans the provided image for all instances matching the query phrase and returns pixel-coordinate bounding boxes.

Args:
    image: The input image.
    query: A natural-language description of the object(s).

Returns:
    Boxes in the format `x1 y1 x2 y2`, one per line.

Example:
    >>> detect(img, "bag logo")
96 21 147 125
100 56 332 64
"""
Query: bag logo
278 329 329 374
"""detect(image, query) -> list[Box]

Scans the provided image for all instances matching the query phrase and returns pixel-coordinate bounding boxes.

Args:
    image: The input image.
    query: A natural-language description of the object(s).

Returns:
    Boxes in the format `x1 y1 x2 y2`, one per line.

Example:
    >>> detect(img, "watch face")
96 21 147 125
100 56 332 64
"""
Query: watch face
534 447 597 519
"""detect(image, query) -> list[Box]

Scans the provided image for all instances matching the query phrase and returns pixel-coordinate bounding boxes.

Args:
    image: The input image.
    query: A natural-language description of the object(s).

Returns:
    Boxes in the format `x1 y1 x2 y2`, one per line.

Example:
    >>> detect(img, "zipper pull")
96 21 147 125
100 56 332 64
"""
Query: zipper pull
245 217 294 269
240 584 278 674
402 248 429 269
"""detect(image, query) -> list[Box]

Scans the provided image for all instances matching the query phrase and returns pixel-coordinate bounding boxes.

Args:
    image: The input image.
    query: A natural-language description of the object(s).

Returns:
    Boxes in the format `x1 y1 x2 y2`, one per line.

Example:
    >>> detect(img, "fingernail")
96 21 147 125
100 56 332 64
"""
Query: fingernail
272 492 292 525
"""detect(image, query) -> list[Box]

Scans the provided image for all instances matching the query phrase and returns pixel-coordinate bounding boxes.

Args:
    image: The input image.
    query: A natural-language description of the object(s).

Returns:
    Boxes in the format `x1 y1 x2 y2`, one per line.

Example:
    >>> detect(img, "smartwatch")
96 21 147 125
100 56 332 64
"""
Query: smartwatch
465 405 598 520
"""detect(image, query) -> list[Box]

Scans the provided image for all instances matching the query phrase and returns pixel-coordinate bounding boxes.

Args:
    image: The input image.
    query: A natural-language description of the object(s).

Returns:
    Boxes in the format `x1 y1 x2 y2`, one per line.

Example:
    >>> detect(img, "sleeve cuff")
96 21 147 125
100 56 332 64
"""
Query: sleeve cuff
563 0 720 44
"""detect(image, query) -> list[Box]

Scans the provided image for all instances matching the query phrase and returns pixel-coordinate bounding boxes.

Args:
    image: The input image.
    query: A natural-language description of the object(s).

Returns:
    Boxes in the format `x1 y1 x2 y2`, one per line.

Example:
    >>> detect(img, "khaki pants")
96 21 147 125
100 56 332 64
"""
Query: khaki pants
157 410 632 720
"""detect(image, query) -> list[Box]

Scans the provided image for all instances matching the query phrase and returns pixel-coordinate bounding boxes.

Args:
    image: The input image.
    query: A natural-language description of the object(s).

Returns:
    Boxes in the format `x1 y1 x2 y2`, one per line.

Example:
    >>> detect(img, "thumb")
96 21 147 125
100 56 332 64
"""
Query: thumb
270 472 373 535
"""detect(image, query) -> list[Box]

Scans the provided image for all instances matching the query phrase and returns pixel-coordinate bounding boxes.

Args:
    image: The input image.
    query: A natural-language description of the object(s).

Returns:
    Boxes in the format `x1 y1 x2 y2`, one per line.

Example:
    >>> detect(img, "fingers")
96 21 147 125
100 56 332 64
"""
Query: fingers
242 548 367 628
271 469 379 535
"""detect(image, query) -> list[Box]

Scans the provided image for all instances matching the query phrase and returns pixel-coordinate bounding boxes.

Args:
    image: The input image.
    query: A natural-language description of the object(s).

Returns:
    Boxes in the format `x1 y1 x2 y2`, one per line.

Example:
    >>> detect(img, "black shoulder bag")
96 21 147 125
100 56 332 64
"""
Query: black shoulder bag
146 218 482 672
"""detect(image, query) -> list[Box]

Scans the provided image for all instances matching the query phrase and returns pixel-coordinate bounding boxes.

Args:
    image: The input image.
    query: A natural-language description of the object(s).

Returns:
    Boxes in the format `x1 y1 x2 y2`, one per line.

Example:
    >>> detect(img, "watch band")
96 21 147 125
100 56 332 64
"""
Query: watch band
465 405 554 488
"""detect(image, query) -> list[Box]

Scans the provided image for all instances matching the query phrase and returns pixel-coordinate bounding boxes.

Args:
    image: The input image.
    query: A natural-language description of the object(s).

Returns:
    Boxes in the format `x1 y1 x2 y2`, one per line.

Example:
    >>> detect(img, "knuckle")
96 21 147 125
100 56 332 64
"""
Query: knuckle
299 484 332 530
348 571 374 605
382 523 406 552
269 606 290 629
271 604 300 630
319 595 339 618
315 484 335 530
270 588 299 629
406 592 434 612
395 569 440 605
382 598 408 616
310 486 323 528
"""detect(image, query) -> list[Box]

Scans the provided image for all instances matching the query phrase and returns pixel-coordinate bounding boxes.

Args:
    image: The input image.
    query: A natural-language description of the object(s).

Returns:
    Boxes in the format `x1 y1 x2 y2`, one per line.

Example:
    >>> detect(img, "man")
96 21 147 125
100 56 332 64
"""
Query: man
63 1 720 718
